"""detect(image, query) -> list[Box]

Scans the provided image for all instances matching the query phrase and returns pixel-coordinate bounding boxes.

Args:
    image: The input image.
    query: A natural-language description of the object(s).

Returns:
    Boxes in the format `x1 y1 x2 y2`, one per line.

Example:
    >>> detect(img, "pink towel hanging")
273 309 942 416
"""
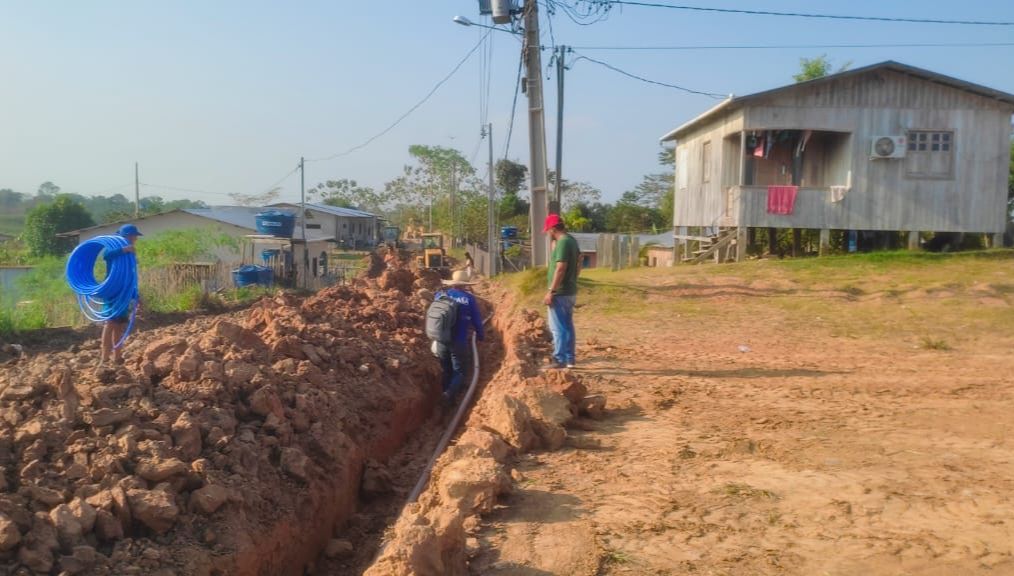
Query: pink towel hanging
766 186 798 215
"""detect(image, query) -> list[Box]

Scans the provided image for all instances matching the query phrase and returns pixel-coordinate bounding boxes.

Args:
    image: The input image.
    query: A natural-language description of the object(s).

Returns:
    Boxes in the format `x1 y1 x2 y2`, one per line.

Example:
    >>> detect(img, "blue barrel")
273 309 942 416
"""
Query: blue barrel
232 265 261 287
501 226 518 239
255 210 296 237
256 266 273 286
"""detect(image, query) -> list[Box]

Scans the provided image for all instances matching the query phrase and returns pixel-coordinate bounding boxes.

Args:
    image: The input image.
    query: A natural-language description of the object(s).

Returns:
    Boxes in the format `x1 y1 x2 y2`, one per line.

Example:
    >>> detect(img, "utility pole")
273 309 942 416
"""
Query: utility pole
553 45 567 213
523 0 549 266
486 123 496 277
134 162 140 218
450 158 457 248
299 156 308 290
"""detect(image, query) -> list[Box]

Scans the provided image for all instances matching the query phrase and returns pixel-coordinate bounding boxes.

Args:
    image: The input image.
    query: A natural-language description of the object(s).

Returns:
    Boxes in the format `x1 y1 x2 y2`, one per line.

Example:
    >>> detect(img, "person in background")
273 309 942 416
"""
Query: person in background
542 214 579 369
463 251 474 277
100 224 142 366
434 270 484 405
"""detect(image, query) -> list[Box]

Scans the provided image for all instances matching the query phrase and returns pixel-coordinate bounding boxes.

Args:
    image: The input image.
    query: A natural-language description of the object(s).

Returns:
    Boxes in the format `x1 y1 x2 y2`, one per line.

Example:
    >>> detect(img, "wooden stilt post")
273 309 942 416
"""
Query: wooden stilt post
736 227 747 262
907 231 920 251
792 228 801 257
767 228 777 256
819 229 831 256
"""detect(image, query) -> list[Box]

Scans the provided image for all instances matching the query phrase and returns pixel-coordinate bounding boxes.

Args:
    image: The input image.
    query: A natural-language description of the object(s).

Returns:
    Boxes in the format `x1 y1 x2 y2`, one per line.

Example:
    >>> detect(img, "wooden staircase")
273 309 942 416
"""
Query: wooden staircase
683 227 740 264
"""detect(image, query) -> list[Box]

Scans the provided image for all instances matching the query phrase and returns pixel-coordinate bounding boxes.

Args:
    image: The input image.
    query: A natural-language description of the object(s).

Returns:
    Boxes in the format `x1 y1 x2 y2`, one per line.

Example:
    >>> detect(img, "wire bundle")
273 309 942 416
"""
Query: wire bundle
65 235 139 349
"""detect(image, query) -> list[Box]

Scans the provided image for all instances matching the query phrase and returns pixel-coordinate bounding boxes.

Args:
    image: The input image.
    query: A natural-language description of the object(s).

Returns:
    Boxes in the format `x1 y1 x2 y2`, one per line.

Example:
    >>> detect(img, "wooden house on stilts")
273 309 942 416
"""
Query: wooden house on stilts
661 61 1014 262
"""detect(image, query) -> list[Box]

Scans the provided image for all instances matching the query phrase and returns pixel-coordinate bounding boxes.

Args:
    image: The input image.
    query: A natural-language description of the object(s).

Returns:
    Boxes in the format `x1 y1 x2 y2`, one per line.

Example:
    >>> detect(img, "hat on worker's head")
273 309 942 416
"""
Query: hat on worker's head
118 224 143 237
441 270 477 287
542 213 564 233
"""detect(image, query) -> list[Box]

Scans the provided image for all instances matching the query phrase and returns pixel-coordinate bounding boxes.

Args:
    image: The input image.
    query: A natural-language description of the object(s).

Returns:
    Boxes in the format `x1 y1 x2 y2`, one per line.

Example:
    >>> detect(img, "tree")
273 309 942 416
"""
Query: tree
0 189 24 209
310 178 385 212
23 195 95 257
495 159 528 197
562 206 592 232
37 181 61 198
571 202 610 232
607 191 664 233
548 171 602 212
384 145 476 235
793 55 851 82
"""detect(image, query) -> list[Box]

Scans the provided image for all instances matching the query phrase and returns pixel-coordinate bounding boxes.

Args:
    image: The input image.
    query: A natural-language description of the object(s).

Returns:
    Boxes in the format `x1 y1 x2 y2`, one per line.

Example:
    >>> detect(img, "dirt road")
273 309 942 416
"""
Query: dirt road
471 256 1014 575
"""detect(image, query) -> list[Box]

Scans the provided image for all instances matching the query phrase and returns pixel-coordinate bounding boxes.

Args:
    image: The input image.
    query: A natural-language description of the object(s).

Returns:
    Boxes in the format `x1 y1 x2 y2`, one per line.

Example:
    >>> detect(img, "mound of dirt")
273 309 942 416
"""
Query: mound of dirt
0 266 441 575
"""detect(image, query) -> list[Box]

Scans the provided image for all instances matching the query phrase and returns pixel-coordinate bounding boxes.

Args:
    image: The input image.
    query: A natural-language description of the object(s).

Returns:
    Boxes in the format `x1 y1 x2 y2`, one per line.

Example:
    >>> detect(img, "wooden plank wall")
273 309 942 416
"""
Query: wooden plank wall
673 111 745 227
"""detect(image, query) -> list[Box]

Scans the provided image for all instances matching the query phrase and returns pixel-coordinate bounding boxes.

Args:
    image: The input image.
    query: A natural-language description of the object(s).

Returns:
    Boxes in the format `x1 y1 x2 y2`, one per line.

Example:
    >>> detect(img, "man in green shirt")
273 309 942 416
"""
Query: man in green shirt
542 214 579 369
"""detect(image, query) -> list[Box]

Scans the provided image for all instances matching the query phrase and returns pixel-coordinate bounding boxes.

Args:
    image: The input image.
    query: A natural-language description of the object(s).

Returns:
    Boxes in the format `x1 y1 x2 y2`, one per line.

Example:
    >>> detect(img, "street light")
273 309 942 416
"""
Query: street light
452 15 522 35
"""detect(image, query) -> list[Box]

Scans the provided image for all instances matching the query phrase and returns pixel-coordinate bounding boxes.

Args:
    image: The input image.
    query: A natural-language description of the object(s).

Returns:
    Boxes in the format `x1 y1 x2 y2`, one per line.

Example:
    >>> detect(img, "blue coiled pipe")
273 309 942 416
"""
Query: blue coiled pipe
65 235 139 349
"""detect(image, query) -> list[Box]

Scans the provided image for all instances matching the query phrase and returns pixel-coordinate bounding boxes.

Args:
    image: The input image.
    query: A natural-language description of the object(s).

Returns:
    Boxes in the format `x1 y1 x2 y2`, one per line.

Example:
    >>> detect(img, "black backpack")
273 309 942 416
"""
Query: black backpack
425 292 460 344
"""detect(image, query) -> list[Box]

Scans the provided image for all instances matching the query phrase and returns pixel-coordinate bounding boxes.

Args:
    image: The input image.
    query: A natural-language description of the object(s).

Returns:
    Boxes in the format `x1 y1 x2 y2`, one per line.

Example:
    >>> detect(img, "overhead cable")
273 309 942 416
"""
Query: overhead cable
571 51 726 98
307 28 493 163
600 1 1014 26
570 41 1014 51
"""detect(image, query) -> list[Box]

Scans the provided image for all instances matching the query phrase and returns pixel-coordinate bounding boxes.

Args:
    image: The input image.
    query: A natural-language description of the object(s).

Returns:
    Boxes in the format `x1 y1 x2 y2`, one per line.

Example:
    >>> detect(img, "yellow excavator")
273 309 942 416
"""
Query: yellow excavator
416 233 447 271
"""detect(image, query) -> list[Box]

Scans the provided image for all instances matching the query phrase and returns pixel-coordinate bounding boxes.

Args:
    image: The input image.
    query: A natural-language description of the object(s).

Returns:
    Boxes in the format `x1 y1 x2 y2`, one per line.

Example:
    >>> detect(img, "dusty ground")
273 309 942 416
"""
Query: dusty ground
472 252 1014 575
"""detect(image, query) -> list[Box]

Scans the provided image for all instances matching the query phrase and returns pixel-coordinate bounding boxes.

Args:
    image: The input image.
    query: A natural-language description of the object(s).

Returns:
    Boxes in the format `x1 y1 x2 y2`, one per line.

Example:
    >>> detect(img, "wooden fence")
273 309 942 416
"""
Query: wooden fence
594 234 641 270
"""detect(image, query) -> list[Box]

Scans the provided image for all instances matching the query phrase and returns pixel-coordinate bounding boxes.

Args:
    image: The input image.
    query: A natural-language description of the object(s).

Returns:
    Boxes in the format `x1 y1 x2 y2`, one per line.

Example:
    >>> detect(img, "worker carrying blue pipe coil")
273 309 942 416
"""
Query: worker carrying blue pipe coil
65 224 143 365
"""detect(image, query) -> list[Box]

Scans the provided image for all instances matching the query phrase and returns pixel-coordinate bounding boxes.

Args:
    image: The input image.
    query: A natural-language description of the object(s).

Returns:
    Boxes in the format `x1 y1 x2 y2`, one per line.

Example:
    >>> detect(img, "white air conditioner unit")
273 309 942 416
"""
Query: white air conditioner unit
871 135 907 159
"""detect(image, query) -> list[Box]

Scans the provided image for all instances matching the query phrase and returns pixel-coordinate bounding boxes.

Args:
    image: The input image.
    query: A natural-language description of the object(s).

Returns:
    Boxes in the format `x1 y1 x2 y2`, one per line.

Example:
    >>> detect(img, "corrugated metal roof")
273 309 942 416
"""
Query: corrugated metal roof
661 60 1014 141
271 202 377 219
636 233 675 248
570 233 601 253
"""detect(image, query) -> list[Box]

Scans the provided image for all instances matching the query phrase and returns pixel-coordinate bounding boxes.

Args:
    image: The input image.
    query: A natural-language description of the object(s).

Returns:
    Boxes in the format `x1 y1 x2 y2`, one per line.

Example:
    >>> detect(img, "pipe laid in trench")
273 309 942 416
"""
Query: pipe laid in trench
366 315 491 567
406 321 484 503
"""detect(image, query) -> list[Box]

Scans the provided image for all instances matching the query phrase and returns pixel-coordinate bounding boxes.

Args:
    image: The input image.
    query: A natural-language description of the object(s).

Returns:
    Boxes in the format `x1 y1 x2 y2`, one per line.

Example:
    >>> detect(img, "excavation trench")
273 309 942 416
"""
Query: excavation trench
0 256 509 576
0 260 580 576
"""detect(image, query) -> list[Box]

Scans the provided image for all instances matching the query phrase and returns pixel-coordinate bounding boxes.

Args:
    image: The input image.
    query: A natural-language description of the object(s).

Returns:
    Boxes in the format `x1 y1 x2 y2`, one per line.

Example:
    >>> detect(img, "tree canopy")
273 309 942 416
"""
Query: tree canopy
793 55 851 82
24 195 95 257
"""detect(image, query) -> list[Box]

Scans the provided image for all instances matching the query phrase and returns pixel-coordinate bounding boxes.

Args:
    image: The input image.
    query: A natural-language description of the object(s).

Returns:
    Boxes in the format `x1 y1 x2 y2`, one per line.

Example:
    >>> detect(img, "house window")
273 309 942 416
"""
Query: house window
906 131 954 179
702 141 712 183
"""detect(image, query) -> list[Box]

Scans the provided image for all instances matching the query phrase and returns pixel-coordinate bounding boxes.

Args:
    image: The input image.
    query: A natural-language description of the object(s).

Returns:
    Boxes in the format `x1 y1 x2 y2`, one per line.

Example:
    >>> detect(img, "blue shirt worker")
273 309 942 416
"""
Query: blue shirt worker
434 270 484 405
100 224 142 366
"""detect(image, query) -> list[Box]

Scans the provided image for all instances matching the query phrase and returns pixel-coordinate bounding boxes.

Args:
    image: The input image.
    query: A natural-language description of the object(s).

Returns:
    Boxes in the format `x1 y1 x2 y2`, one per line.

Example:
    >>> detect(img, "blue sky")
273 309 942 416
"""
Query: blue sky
2 1 1012 205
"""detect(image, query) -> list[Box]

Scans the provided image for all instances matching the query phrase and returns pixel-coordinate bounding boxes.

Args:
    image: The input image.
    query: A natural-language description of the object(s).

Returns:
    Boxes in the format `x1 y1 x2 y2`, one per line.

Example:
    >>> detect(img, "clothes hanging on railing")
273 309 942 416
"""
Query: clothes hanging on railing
829 186 849 203
766 185 798 215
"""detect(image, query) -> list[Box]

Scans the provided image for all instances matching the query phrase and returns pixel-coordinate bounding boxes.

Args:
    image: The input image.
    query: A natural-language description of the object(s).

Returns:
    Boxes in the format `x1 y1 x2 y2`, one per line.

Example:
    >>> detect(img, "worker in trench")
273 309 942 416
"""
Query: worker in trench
431 270 484 407
99 224 143 367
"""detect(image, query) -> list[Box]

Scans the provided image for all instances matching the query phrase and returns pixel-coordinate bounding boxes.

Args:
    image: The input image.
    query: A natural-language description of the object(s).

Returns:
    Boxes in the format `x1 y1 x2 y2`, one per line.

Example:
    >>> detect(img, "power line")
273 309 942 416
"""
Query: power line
502 54 524 162
600 1 1014 26
570 41 1014 51
307 28 493 163
571 51 726 98
139 165 299 201
140 183 234 198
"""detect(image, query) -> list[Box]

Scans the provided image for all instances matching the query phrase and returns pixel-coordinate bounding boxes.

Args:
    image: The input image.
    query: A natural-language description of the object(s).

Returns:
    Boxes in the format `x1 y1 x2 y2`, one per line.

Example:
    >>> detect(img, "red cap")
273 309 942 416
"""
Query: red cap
543 213 563 232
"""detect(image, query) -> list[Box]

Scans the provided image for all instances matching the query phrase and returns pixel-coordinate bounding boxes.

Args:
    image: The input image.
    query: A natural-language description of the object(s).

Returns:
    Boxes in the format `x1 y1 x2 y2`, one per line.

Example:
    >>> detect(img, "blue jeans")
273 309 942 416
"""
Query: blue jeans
439 341 472 402
548 294 576 366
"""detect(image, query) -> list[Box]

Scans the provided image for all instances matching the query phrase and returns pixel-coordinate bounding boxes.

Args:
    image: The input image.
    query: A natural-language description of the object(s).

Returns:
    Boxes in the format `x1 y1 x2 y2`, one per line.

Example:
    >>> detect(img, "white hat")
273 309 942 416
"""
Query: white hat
441 269 477 286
